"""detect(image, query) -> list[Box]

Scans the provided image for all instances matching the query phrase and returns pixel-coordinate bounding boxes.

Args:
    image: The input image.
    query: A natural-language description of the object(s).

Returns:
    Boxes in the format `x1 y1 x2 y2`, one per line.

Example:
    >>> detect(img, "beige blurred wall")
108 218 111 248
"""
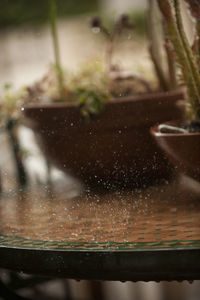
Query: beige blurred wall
100 0 146 15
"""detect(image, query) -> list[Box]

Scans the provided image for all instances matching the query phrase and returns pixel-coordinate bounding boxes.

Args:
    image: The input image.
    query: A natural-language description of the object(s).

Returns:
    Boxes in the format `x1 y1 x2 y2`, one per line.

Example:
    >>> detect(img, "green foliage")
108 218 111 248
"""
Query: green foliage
74 88 108 119
0 84 24 120
0 0 98 28
67 60 109 93
24 59 111 119
62 60 110 118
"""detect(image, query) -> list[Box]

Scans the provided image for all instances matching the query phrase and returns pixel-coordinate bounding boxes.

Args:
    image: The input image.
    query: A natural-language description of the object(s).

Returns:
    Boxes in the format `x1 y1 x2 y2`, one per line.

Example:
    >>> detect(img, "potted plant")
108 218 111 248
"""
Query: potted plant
151 0 200 182
23 0 184 189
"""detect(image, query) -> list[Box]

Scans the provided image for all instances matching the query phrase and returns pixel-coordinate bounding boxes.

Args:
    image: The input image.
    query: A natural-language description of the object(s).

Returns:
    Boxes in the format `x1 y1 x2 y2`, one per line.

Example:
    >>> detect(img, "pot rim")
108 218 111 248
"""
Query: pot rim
151 120 200 137
23 89 184 110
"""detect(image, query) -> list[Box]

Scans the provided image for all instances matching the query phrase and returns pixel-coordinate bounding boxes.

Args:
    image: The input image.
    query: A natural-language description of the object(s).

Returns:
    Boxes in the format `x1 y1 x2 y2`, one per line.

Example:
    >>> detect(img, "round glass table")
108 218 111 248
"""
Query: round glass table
0 176 200 281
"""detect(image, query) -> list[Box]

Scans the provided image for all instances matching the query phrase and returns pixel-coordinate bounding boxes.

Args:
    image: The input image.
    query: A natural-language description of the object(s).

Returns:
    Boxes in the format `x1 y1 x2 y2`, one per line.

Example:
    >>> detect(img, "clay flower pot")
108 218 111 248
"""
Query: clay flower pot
24 90 184 188
151 120 200 182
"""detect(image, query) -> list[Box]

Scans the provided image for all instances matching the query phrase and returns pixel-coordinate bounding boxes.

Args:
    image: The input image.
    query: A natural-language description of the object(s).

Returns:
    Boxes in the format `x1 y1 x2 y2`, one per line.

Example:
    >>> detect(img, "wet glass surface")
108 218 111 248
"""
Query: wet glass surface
0 176 200 251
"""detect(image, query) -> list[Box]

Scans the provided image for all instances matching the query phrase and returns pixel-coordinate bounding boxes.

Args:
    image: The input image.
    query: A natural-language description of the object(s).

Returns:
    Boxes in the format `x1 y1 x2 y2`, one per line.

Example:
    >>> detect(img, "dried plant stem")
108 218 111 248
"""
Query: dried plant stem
106 39 114 73
166 17 197 104
49 0 64 99
196 20 200 67
147 0 169 91
184 0 200 66
0 170 2 194
149 45 169 91
110 70 152 92
173 0 200 100
165 39 177 89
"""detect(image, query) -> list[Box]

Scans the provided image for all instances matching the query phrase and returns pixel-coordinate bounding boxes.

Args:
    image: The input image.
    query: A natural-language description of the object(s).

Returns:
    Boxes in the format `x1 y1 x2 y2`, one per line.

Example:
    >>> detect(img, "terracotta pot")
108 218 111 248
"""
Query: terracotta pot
151 120 200 182
24 90 184 188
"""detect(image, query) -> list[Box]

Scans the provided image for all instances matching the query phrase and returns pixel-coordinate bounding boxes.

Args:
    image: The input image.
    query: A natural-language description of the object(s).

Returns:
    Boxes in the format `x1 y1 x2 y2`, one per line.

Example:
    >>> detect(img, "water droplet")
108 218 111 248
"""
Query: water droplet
92 27 100 34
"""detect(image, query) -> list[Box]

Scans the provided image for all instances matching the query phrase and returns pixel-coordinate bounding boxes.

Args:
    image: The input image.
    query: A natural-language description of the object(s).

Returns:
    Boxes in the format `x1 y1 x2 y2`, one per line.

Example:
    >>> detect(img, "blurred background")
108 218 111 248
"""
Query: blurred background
0 0 149 89
0 0 200 299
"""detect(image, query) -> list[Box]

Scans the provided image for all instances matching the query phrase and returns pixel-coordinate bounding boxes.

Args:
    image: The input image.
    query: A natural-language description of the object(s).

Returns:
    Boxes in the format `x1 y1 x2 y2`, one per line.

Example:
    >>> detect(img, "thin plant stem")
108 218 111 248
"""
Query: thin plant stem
49 0 65 99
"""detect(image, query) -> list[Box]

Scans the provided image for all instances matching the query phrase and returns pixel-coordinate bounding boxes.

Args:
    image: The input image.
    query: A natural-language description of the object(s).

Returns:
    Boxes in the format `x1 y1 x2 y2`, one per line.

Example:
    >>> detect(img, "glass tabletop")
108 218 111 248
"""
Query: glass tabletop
0 176 200 281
